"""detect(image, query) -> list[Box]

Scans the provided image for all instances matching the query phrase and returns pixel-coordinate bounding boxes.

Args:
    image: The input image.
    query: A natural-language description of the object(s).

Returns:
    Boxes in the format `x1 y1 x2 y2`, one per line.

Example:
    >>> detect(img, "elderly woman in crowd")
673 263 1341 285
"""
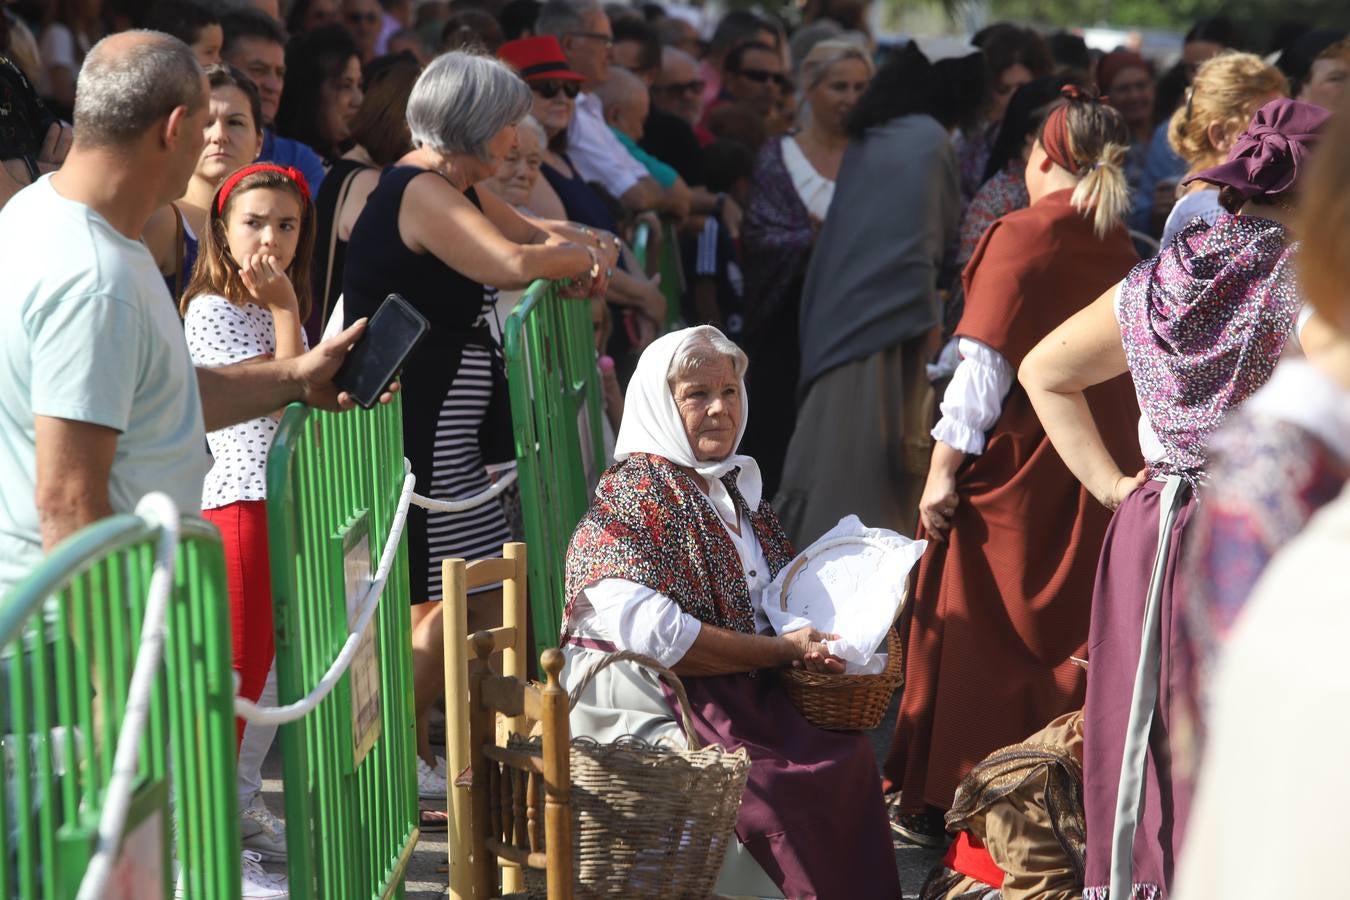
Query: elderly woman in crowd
498 35 666 356
776 39 983 547
1095 50 1156 231
885 88 1142 848
1020 98 1330 900
562 325 901 900
1160 52 1287 246
739 38 873 497
341 51 611 794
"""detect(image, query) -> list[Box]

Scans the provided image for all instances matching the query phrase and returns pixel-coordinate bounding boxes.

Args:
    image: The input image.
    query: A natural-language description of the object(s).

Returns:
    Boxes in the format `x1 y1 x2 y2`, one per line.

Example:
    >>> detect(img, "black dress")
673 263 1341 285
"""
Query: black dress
343 165 512 603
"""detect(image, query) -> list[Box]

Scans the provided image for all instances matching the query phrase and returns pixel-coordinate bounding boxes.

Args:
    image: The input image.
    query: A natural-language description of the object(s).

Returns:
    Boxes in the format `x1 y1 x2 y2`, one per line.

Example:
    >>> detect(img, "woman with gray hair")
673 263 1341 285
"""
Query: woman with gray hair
342 50 615 795
561 325 903 899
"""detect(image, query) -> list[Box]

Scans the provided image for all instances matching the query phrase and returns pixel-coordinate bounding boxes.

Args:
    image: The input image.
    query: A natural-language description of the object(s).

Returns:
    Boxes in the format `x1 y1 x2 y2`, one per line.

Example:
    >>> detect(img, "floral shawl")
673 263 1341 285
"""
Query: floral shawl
1117 213 1301 479
742 136 816 330
562 453 795 636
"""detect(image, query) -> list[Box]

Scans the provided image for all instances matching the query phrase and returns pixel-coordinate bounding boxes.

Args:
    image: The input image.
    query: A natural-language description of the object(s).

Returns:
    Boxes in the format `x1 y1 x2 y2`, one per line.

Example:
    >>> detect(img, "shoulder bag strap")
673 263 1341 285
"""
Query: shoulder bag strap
321 166 363 330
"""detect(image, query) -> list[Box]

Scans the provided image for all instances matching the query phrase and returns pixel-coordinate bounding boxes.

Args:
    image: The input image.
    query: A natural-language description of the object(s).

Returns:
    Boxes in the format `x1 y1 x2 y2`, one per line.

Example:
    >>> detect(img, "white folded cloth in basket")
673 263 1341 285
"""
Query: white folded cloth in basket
763 516 926 674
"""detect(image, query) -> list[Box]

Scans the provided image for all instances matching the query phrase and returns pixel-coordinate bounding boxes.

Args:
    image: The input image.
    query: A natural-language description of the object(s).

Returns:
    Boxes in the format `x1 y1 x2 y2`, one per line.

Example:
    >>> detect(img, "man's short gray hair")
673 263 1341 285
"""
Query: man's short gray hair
594 66 645 114
535 0 597 39
667 328 749 386
74 31 205 149
407 51 533 160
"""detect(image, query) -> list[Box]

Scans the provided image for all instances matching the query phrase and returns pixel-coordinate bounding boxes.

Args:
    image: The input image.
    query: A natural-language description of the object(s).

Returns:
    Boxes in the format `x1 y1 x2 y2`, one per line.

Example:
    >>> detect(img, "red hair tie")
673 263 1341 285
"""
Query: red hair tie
215 163 312 215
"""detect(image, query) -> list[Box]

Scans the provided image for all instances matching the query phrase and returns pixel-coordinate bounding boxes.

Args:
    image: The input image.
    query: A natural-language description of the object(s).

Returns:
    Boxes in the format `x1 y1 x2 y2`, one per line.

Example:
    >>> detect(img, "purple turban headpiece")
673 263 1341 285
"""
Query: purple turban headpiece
1183 98 1331 202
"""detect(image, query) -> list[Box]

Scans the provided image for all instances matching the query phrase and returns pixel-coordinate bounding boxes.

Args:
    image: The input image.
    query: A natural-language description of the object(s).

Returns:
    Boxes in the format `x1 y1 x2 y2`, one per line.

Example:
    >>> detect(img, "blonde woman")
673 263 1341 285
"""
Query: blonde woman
883 88 1141 847
740 38 873 495
1161 52 1287 246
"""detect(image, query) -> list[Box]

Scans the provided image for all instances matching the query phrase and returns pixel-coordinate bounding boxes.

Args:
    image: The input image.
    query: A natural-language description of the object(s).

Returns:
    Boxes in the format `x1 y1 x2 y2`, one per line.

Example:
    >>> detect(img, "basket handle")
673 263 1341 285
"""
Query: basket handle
567 650 705 751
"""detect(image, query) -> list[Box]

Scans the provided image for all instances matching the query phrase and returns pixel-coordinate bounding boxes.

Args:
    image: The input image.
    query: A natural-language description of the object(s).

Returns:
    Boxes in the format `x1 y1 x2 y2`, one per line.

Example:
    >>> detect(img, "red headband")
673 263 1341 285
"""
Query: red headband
1040 85 1103 175
215 163 312 215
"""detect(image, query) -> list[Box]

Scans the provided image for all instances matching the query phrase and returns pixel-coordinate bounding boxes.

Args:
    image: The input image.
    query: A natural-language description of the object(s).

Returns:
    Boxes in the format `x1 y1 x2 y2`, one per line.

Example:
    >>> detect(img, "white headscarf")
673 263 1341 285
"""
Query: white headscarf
612 326 763 524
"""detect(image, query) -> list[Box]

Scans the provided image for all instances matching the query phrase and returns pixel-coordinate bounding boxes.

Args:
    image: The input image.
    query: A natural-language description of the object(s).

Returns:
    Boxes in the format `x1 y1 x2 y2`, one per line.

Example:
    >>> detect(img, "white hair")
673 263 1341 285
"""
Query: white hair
666 329 749 387
406 51 532 160
594 66 646 114
517 114 547 150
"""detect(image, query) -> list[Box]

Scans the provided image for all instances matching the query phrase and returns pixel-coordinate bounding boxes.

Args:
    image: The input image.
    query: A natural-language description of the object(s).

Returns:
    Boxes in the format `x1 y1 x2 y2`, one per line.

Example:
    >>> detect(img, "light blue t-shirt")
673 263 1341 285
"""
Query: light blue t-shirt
0 176 210 593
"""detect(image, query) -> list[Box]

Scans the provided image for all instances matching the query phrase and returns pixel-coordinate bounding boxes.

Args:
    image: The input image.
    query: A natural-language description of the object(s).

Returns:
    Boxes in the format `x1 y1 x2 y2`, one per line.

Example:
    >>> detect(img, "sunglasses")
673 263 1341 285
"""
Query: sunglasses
734 68 791 89
532 80 581 99
345 10 379 24
568 30 614 49
654 79 705 96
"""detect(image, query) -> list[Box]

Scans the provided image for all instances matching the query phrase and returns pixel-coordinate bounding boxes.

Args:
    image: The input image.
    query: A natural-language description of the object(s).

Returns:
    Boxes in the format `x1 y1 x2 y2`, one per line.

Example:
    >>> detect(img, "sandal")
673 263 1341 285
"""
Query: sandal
889 802 948 848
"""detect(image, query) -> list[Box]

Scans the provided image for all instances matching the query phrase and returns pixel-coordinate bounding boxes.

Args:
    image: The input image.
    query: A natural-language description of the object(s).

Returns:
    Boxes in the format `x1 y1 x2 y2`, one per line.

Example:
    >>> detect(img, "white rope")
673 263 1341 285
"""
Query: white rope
235 465 416 725
410 464 517 512
76 493 181 900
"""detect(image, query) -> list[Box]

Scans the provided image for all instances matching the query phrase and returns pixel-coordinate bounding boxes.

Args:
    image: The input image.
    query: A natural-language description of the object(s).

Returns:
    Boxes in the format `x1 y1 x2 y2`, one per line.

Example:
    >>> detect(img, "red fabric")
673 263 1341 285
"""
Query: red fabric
943 831 1005 888
1040 104 1077 175
203 501 276 751
885 191 1143 813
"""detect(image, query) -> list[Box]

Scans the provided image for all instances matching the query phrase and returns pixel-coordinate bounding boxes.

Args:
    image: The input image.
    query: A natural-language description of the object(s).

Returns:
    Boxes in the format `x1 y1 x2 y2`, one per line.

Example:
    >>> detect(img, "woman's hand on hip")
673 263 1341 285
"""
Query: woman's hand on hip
1099 468 1147 511
919 470 959 540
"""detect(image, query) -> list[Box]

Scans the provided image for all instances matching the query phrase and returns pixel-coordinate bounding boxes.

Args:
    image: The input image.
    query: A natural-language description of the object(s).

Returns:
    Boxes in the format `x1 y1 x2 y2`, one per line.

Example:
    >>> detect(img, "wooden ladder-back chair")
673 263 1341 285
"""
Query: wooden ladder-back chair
467 631 574 899
445 542 530 898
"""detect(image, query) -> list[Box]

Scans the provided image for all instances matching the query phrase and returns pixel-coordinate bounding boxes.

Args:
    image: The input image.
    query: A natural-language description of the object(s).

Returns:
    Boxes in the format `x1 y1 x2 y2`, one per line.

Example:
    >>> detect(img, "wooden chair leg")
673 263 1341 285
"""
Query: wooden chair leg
445 558 474 900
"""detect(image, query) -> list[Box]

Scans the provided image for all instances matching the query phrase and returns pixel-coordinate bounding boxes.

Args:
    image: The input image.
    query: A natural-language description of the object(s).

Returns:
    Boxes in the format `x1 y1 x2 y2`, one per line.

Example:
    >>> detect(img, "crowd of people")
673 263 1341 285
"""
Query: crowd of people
2 0 1350 897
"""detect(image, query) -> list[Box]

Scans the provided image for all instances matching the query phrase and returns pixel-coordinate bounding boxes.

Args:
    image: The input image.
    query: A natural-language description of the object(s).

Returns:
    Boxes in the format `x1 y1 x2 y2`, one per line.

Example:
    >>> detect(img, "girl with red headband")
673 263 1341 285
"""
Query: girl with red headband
885 87 1142 857
181 162 315 758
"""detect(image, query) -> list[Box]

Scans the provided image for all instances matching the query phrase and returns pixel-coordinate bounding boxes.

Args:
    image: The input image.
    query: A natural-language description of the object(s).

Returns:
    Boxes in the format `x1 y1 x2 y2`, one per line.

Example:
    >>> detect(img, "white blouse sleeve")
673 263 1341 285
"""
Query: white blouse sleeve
574 579 703 667
930 338 1014 455
184 296 268 367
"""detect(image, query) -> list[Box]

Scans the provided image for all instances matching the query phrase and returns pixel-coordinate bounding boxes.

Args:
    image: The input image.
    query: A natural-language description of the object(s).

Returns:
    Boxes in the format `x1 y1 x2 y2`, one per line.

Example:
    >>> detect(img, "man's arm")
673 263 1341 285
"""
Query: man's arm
196 319 394 431
35 417 117 551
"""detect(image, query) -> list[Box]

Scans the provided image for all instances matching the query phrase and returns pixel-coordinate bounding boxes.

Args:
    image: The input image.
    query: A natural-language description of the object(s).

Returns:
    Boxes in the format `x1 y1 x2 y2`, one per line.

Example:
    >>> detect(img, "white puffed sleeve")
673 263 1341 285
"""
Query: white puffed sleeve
930 338 1015 455
570 580 703 667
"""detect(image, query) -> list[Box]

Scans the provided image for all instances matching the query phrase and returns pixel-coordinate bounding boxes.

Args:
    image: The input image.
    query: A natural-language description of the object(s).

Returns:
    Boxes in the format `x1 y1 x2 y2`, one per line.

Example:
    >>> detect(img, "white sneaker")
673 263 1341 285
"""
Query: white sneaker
240 795 288 863
240 849 289 899
417 755 448 800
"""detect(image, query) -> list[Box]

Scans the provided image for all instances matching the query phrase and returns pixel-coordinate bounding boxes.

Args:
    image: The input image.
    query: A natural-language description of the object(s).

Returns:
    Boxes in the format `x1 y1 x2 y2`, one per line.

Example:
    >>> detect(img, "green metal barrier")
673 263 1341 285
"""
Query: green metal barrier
266 398 420 900
503 279 606 660
630 219 684 330
0 514 239 900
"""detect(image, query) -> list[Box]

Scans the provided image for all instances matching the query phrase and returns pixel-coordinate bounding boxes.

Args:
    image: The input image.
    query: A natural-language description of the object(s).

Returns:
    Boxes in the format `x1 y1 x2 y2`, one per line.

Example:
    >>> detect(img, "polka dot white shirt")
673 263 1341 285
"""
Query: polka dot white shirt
183 293 308 510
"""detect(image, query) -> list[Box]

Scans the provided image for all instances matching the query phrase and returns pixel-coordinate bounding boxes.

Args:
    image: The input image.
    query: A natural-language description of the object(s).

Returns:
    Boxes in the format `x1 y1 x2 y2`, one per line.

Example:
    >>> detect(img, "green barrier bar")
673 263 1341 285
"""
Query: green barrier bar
656 220 685 330
266 398 419 900
0 515 239 900
503 279 606 660
632 220 651 271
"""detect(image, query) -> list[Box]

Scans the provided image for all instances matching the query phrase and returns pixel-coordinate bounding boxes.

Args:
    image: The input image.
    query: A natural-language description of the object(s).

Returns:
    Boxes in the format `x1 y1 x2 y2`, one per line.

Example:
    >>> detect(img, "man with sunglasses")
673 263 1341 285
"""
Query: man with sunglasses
341 0 383 63
535 0 663 215
711 40 787 124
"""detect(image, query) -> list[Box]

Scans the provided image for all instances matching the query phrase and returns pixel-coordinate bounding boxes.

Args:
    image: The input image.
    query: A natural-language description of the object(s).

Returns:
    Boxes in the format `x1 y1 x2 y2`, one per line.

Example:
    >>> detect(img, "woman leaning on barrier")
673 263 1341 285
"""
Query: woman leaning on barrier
340 50 614 799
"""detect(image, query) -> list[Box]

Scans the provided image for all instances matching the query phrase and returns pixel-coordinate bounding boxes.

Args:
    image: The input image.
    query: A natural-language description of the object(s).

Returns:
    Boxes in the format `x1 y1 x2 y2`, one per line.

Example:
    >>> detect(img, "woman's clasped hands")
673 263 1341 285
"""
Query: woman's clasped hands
783 626 847 674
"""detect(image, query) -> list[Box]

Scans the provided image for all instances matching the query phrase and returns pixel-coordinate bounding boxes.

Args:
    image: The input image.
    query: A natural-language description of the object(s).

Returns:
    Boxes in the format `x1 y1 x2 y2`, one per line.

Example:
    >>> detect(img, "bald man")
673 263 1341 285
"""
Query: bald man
0 31 380 591
597 66 692 220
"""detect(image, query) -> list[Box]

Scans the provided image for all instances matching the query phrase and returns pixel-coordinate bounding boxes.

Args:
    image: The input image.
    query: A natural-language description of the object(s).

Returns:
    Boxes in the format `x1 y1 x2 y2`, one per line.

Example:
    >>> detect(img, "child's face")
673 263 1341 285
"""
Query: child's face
224 187 303 272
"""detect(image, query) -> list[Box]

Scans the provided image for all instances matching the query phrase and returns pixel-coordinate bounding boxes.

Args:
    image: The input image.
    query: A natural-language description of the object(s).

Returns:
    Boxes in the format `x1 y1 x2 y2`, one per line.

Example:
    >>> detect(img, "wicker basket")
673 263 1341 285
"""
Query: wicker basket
776 545 908 731
780 628 904 731
519 651 752 899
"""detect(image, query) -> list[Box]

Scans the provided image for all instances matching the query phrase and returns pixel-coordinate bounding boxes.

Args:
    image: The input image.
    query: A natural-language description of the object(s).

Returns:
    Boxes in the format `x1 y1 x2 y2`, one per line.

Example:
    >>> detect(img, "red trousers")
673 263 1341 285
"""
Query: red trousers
204 500 276 750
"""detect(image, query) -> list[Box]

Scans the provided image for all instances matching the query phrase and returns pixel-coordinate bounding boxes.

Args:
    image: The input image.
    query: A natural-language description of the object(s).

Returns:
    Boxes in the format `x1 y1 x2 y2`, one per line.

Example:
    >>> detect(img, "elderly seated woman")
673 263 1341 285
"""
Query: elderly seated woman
560 326 902 900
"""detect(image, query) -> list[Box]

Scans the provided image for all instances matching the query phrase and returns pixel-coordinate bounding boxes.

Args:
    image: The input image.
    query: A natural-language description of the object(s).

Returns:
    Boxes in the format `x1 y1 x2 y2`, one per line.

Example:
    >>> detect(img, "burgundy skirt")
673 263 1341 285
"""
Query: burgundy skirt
1082 481 1197 899
677 673 903 900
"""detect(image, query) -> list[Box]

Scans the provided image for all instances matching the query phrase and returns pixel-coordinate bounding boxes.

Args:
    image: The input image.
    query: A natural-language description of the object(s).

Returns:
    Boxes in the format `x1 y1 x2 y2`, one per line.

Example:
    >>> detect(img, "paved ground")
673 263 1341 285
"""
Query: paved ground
257 693 943 898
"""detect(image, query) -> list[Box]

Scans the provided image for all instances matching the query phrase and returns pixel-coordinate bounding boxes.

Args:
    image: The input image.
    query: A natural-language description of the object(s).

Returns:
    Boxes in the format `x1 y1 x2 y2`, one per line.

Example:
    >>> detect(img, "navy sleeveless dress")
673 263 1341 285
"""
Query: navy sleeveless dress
342 165 511 603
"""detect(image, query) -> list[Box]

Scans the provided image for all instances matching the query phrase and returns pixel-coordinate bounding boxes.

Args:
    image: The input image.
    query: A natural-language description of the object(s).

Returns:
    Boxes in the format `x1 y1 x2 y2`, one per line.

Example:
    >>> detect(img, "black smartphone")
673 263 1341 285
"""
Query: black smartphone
334 293 429 409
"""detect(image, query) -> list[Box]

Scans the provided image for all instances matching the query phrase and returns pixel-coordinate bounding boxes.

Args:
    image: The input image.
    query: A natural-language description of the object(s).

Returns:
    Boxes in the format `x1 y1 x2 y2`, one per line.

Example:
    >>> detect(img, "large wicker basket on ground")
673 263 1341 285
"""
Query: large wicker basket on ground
519 651 751 899
775 543 908 731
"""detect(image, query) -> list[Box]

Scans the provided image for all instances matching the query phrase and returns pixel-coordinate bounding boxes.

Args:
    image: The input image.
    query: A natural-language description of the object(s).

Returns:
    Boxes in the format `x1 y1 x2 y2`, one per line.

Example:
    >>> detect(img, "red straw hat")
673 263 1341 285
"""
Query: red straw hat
498 36 585 83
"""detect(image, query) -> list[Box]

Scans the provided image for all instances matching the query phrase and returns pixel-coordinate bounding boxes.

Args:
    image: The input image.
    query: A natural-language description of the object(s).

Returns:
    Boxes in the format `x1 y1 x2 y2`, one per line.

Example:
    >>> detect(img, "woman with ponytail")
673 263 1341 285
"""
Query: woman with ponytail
1020 98 1330 898
884 88 1143 848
